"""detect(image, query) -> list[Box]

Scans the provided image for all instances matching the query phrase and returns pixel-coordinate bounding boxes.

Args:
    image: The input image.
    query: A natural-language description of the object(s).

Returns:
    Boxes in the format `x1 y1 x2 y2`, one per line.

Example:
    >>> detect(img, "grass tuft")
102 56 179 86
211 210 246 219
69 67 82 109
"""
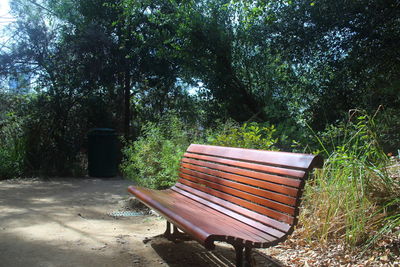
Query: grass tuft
299 110 400 247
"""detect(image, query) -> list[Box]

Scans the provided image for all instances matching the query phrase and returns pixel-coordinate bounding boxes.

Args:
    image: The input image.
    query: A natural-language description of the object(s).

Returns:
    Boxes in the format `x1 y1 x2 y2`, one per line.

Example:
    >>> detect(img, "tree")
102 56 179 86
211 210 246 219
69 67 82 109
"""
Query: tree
246 0 400 128
150 0 290 123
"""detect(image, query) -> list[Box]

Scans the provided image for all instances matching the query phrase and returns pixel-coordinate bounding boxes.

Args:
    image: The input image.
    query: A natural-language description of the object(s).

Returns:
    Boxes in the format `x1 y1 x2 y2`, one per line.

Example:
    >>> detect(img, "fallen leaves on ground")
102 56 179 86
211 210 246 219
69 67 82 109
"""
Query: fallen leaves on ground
257 227 399 266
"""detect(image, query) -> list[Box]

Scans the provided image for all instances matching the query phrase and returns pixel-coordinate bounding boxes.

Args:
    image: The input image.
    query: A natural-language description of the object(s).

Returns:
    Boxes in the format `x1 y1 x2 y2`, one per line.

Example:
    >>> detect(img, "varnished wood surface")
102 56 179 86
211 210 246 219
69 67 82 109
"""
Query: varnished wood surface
129 186 275 248
178 173 297 214
180 161 301 194
181 157 304 188
176 178 294 224
172 183 291 232
183 152 306 178
186 144 323 170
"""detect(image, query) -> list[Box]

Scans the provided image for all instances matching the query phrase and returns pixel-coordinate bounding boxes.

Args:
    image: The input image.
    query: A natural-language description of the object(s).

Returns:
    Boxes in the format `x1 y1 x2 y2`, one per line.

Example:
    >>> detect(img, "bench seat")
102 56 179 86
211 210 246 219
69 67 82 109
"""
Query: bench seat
128 144 323 266
129 185 287 249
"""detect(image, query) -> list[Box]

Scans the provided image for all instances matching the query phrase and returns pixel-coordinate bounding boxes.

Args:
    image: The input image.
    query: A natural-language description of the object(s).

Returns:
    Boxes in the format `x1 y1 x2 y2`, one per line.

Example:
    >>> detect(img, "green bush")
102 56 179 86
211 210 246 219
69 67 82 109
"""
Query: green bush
206 120 278 150
375 107 400 156
0 113 26 179
121 118 281 189
0 92 92 178
121 114 191 189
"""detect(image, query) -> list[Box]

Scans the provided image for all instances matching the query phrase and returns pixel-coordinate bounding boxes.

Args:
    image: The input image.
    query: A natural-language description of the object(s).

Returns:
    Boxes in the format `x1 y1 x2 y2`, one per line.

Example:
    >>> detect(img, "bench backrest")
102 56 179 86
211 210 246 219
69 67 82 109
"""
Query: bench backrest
175 144 323 234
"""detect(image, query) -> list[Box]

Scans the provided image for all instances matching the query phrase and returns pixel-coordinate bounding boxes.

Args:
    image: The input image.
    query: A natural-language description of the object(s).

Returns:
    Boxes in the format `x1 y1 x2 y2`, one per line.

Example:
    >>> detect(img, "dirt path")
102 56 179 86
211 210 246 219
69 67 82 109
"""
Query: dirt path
0 177 278 267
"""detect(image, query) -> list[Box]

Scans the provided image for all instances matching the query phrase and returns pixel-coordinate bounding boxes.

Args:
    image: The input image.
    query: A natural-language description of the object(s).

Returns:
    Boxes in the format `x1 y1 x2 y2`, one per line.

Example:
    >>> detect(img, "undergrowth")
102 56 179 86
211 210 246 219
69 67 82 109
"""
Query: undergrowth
0 113 26 179
206 120 278 150
300 110 400 247
121 117 280 189
120 113 190 189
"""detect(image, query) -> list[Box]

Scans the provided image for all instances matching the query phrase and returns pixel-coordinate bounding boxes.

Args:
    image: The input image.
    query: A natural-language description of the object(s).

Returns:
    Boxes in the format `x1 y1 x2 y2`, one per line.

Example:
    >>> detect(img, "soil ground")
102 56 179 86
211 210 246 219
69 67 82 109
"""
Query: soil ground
0 177 278 267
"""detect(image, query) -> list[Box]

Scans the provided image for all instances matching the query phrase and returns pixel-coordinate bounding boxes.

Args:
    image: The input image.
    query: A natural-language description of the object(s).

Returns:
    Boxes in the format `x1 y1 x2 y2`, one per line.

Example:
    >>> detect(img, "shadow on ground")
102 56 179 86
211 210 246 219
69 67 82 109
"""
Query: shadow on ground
148 236 283 267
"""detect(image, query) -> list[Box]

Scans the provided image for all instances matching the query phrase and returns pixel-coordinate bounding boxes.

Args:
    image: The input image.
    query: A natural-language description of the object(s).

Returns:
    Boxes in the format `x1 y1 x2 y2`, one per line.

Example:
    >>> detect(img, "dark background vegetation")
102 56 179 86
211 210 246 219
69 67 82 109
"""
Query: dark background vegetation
0 0 399 250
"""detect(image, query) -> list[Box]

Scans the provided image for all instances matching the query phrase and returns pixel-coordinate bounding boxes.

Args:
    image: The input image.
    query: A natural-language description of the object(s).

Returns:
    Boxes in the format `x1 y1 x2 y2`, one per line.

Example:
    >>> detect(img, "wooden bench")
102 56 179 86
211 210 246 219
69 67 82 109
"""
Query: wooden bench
128 144 323 266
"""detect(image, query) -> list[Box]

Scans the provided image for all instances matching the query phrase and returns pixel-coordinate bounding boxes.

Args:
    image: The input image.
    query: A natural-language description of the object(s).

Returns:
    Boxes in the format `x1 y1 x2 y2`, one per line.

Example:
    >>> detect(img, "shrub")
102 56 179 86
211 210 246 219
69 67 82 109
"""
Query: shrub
121 118 281 189
0 113 26 179
121 114 191 189
375 107 400 155
206 120 278 150
0 92 93 177
299 111 399 246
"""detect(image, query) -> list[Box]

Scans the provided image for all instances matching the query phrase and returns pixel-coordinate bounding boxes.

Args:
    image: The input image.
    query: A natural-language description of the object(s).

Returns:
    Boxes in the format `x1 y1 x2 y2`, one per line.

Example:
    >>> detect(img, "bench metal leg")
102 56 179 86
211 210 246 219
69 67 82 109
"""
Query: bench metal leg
235 245 243 266
164 221 172 238
163 221 191 242
166 222 254 266
234 245 253 267
245 247 252 266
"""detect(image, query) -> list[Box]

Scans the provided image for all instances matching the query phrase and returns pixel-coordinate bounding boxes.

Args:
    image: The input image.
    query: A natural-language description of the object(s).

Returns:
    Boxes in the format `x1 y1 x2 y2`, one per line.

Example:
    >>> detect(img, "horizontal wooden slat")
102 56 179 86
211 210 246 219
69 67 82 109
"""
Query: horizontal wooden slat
183 152 306 178
129 186 275 246
180 167 297 206
181 158 302 188
178 177 295 224
187 144 323 170
172 185 288 238
167 190 277 243
181 162 299 197
179 173 296 214
165 195 268 245
128 186 211 246
173 183 291 233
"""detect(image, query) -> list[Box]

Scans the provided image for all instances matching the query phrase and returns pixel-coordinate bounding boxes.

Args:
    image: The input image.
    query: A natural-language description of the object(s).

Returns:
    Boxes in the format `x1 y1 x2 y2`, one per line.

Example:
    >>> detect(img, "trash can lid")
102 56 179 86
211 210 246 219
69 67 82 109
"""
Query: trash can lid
88 128 117 135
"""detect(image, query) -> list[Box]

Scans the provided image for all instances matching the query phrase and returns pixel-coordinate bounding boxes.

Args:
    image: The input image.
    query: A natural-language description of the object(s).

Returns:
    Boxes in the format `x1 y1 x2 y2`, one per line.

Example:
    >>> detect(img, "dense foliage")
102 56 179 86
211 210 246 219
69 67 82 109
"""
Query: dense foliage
0 108 26 179
121 117 281 189
207 121 279 150
120 113 192 189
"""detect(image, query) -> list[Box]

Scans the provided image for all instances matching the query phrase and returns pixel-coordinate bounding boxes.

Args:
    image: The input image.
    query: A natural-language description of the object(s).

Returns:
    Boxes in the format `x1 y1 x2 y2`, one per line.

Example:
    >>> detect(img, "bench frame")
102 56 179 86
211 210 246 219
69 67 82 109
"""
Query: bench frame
128 144 323 266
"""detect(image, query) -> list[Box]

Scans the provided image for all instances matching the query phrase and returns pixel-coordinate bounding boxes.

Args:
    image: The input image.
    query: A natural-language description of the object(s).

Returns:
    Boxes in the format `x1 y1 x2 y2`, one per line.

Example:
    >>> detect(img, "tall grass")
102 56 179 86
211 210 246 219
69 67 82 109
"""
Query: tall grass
299 110 400 247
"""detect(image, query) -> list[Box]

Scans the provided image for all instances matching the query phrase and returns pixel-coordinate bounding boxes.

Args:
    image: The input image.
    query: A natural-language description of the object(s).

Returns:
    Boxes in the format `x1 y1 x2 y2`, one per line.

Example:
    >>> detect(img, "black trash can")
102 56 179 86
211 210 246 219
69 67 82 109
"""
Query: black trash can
88 128 118 177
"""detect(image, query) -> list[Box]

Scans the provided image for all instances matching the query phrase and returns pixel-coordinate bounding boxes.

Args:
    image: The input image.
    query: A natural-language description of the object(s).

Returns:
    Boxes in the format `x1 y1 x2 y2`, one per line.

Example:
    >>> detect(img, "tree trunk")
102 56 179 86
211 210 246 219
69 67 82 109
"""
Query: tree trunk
123 71 131 140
